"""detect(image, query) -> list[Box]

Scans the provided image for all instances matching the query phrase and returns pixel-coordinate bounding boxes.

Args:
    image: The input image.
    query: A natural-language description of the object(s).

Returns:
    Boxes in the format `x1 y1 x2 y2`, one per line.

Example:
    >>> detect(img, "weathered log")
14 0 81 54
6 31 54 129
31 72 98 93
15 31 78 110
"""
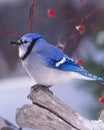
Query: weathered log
16 88 104 130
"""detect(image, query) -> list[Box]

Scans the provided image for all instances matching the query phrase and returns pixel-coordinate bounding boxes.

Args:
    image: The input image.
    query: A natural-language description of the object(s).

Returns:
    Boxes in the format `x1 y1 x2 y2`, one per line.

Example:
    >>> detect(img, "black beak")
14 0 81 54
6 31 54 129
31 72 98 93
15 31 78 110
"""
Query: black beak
9 40 21 46
9 41 17 45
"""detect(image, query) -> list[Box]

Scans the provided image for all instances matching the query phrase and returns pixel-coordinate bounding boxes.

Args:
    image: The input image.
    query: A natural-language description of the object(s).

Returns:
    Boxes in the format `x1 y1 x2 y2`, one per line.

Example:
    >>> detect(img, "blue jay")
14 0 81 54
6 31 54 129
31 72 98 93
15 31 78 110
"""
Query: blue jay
10 33 104 88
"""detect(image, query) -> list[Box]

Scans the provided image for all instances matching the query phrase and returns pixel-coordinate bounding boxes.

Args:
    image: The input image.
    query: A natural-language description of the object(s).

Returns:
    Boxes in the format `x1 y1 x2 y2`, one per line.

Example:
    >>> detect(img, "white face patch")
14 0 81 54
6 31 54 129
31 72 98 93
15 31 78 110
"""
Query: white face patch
55 57 66 67
18 36 32 58
19 45 28 58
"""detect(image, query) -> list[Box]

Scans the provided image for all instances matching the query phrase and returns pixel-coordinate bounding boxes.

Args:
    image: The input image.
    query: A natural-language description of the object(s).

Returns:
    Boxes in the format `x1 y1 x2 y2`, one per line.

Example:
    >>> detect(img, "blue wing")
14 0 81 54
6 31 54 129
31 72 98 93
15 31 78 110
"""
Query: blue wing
48 55 86 72
37 42 87 72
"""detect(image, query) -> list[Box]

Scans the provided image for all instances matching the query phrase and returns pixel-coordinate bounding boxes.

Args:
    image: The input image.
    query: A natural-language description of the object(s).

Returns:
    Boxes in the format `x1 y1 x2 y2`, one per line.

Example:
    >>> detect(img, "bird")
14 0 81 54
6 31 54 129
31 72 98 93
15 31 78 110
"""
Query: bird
10 33 104 89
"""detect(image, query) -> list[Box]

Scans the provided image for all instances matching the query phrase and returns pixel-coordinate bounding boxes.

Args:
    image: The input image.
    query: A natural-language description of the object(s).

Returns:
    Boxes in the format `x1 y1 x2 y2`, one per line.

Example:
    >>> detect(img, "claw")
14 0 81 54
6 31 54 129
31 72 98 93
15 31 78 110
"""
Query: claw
31 84 53 95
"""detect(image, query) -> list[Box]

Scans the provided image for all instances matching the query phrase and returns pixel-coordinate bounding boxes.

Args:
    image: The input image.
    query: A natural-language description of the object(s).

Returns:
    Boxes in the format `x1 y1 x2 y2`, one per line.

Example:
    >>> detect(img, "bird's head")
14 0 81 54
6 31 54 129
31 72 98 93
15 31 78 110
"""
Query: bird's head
10 33 44 60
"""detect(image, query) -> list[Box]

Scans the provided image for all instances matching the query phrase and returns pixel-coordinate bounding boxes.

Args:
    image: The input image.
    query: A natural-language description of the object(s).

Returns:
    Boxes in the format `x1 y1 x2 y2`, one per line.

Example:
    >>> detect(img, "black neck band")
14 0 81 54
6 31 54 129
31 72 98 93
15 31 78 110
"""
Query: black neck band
21 38 40 60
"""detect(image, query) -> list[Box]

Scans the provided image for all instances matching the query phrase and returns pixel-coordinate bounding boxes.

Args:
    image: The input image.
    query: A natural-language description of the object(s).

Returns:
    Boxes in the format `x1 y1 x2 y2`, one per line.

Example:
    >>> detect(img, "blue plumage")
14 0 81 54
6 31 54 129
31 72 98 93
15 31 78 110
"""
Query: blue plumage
11 33 104 86
79 71 104 83
48 55 86 72
34 38 85 72
24 33 44 39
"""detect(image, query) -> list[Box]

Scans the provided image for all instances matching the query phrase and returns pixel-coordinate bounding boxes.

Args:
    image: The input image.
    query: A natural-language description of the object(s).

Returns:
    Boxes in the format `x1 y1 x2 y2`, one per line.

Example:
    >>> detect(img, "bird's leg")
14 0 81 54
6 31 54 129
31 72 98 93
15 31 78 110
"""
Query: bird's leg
31 84 53 95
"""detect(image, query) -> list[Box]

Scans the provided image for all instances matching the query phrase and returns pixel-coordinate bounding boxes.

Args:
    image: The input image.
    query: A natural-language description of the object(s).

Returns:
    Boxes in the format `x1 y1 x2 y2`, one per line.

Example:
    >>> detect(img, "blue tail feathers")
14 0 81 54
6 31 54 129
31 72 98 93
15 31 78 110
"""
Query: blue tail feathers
79 71 104 84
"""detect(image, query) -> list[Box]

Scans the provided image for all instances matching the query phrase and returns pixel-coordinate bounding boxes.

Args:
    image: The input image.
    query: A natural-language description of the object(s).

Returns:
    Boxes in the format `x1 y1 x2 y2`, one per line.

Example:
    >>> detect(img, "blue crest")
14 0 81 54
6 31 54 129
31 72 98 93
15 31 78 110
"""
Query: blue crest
24 33 44 39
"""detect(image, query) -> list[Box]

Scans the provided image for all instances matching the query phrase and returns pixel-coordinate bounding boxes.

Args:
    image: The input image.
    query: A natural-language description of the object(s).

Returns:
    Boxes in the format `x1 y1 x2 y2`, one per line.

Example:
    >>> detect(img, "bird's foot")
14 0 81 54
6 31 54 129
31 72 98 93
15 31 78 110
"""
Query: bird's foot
31 84 53 95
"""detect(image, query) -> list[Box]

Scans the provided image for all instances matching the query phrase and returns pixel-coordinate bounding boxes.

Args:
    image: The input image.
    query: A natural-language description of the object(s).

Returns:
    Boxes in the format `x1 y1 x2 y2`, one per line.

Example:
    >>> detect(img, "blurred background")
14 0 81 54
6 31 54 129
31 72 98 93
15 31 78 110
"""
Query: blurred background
0 0 104 129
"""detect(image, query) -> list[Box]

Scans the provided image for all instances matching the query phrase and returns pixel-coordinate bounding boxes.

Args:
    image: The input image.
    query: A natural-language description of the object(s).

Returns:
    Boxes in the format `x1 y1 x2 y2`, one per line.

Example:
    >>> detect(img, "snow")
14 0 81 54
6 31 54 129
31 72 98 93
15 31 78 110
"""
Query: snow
76 112 104 130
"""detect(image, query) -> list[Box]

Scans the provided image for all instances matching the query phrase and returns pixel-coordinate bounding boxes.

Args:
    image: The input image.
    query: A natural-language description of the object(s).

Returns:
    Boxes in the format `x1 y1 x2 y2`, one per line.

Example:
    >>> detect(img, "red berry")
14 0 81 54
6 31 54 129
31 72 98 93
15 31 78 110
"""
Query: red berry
75 24 86 33
76 59 83 65
98 97 104 104
48 9 55 17
79 25 86 31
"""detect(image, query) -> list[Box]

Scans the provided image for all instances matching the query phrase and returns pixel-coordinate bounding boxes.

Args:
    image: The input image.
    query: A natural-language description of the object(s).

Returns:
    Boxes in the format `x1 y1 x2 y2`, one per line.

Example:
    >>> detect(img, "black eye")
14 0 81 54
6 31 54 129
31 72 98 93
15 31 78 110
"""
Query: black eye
24 40 28 44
